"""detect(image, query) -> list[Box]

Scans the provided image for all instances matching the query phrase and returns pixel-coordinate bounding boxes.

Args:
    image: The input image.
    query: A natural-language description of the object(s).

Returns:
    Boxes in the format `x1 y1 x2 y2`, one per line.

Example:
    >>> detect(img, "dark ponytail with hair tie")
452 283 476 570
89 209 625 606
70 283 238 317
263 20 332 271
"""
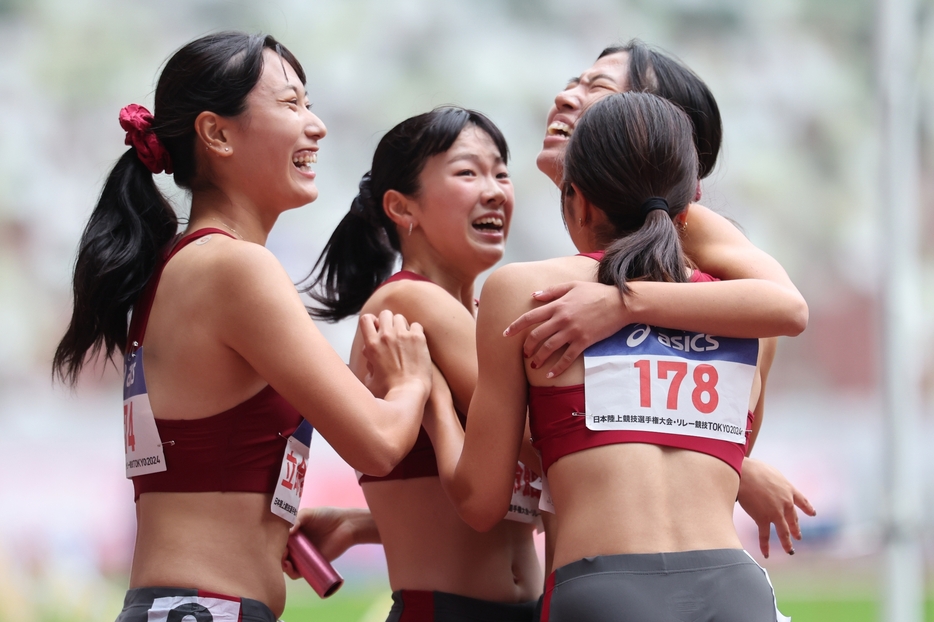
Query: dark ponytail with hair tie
563 92 698 295
53 32 306 385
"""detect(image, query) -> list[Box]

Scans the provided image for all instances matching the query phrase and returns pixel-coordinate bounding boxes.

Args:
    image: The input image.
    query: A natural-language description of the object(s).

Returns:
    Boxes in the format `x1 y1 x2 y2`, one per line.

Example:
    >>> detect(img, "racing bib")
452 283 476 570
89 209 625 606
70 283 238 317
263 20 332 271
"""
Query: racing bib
271 420 313 524
147 594 241 622
583 324 757 444
123 348 167 478
504 461 542 523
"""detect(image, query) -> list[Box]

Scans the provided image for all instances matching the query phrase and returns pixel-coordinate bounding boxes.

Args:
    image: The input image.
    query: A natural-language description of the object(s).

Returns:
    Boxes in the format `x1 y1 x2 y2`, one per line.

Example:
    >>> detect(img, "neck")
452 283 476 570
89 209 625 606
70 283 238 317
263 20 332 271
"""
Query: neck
187 187 276 245
401 253 478 314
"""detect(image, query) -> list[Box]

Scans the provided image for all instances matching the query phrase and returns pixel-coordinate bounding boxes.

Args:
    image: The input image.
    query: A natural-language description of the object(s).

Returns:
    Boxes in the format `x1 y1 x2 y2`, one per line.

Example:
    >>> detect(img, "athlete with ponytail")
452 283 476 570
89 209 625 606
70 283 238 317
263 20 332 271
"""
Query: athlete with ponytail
507 41 813 557
303 107 543 621
53 32 432 621
426 92 789 621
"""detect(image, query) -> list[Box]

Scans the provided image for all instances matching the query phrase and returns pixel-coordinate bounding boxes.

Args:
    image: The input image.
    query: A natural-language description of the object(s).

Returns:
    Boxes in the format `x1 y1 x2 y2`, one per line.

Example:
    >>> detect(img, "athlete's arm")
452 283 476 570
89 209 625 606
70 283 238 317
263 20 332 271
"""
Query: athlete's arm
738 458 816 558
747 338 777 453
427 265 531 532
371 280 479 415
213 242 432 477
505 205 807 377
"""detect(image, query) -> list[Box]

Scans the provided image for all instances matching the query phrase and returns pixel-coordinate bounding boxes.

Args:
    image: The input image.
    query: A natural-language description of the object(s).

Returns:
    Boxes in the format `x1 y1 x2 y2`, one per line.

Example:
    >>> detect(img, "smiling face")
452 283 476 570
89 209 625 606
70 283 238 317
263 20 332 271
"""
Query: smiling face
536 51 629 185
225 48 327 211
409 125 514 277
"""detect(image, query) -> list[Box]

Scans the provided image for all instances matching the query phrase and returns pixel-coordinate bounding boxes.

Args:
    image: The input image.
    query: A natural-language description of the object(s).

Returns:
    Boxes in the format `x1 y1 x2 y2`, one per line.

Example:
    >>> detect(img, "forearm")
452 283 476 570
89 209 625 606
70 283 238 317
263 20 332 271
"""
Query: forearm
348 382 428 477
627 280 807 337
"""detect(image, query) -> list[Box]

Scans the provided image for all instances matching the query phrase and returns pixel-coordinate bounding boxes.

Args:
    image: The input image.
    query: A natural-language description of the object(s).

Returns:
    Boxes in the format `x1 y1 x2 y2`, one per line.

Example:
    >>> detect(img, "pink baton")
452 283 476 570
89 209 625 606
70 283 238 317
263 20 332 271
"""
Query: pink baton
286 531 344 598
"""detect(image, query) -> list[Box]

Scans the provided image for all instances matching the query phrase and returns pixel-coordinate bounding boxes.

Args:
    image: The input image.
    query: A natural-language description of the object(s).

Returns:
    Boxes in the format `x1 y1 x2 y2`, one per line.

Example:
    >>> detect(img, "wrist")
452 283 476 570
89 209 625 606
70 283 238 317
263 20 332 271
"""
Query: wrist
350 509 380 545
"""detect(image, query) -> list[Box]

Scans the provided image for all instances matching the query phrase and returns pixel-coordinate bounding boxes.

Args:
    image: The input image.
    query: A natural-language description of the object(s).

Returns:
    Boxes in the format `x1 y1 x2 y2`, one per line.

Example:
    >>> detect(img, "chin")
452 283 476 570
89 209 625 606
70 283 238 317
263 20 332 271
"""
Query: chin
535 151 562 185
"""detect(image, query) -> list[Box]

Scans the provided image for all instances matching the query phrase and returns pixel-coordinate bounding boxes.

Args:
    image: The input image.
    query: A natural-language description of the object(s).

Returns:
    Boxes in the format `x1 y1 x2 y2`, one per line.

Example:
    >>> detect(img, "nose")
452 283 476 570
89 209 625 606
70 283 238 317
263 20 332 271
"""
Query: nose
553 85 581 112
305 110 327 140
481 174 508 205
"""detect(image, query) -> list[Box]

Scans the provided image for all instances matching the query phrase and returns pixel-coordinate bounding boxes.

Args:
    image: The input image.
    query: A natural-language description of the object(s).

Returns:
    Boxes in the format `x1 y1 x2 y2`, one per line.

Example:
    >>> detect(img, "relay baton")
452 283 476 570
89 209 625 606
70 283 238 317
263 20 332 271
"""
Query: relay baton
286 531 344 598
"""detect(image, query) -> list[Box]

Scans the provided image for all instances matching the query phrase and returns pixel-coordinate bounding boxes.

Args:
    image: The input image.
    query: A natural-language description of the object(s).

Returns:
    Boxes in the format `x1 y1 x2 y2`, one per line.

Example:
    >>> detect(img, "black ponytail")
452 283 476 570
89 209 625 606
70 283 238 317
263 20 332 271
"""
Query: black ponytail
53 151 176 384
563 92 698 294
304 106 508 322
53 32 306 385
305 174 399 322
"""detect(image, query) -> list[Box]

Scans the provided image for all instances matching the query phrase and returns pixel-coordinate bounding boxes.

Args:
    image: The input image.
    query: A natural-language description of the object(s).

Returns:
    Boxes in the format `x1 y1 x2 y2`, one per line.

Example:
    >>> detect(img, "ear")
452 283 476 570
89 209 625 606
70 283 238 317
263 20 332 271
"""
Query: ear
382 189 417 230
674 203 690 229
194 111 233 157
571 183 599 227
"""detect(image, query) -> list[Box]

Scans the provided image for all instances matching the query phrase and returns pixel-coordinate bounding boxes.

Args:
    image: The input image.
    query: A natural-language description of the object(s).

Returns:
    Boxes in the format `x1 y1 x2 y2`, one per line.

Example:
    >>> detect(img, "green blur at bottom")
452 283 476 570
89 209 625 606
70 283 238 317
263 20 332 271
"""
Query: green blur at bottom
281 588 934 622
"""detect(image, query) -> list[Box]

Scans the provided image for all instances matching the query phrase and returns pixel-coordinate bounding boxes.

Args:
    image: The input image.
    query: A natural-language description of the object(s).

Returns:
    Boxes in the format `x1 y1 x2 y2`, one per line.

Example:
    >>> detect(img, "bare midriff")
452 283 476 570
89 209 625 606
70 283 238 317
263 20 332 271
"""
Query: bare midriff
132 492 290 616
546 444 742 571
363 477 542 602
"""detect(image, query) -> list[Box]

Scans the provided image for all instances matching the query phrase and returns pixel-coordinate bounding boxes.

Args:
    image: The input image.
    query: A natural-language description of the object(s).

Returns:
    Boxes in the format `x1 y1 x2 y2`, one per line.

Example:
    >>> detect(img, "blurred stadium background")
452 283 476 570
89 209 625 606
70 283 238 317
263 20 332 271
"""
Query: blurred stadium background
0 0 932 620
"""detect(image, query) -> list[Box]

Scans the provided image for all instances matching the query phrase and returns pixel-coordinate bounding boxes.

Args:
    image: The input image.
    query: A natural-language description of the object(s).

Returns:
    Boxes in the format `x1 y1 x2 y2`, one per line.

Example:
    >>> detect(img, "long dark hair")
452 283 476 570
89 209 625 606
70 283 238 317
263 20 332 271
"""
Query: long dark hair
53 32 305 385
304 107 509 322
599 40 721 180
563 92 698 293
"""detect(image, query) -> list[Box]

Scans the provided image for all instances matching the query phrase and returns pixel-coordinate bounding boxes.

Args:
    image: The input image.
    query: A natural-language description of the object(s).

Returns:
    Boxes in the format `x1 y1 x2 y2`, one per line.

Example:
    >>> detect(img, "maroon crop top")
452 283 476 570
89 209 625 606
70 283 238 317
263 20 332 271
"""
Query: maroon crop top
528 253 752 476
128 228 305 499
359 271 466 483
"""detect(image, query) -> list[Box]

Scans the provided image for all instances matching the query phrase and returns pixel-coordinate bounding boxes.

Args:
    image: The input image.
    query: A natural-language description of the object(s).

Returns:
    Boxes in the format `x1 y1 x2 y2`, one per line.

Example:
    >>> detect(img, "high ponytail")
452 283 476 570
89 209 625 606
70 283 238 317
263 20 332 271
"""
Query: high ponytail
304 106 509 322
563 92 698 294
53 31 306 384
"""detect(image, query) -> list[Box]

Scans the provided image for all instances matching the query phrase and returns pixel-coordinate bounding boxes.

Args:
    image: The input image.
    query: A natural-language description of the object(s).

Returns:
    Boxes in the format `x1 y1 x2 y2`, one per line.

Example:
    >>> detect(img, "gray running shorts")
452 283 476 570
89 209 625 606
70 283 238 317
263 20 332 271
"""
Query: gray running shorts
114 586 277 622
538 549 788 622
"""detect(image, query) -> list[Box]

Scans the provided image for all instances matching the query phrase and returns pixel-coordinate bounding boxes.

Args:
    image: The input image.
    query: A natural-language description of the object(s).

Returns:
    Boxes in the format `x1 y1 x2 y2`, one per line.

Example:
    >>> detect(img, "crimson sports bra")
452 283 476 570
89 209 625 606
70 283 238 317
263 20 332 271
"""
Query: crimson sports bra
528 252 752 475
359 271 466 483
128 229 305 499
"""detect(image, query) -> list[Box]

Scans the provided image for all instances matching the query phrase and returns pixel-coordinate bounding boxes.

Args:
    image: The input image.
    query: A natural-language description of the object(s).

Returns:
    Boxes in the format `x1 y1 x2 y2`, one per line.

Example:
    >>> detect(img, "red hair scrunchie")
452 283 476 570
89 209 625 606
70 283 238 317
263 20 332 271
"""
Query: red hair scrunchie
119 104 173 175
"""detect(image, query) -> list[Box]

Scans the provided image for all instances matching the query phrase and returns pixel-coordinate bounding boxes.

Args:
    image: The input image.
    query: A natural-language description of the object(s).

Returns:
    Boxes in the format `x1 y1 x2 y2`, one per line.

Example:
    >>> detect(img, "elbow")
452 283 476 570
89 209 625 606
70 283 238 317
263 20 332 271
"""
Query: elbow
449 483 507 533
784 297 808 336
458 505 501 533
356 436 411 478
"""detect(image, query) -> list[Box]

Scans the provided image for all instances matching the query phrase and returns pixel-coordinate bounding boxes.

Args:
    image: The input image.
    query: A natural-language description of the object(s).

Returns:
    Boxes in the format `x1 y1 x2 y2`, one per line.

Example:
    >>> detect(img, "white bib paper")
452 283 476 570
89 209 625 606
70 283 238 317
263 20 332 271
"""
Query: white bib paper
583 324 758 444
505 461 542 523
123 348 167 478
271 420 313 524
147 595 241 622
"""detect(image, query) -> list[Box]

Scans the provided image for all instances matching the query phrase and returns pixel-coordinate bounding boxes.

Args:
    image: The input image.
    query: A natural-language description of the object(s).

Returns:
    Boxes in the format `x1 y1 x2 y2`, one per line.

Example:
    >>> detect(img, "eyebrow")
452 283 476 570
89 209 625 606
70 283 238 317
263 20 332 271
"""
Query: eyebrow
447 152 505 165
278 84 304 98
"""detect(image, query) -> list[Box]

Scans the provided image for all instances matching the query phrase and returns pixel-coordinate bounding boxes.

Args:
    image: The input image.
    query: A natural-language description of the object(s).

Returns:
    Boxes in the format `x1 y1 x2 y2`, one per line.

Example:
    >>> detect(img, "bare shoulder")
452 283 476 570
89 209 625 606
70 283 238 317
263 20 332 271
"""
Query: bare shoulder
484 257 596 298
169 236 299 311
363 278 454 315
481 257 594 321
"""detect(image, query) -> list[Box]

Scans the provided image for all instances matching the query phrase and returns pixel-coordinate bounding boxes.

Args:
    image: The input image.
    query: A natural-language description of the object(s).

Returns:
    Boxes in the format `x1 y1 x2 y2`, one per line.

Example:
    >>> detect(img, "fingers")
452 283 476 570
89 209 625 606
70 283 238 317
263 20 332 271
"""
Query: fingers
773 510 795 555
531 282 575 303
758 522 771 559
358 313 379 343
282 557 301 580
543 341 585 379
505 305 552 339
793 490 817 517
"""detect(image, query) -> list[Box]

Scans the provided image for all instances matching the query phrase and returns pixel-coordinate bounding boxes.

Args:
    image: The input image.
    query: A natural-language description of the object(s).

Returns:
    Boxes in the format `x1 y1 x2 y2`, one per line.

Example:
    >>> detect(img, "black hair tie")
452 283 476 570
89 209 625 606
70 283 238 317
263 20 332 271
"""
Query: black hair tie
640 197 669 219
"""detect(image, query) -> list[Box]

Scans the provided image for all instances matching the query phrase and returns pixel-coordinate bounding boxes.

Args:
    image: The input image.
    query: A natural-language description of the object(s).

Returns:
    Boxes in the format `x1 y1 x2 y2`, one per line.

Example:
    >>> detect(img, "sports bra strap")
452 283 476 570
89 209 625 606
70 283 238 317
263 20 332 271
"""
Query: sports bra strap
577 251 605 261
127 228 234 352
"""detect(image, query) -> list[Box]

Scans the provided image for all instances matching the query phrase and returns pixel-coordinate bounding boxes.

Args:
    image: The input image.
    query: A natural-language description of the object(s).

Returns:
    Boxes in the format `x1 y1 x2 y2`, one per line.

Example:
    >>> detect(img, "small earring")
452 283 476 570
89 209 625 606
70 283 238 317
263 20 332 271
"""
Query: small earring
224 147 229 152
408 222 414 236
578 217 582 228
